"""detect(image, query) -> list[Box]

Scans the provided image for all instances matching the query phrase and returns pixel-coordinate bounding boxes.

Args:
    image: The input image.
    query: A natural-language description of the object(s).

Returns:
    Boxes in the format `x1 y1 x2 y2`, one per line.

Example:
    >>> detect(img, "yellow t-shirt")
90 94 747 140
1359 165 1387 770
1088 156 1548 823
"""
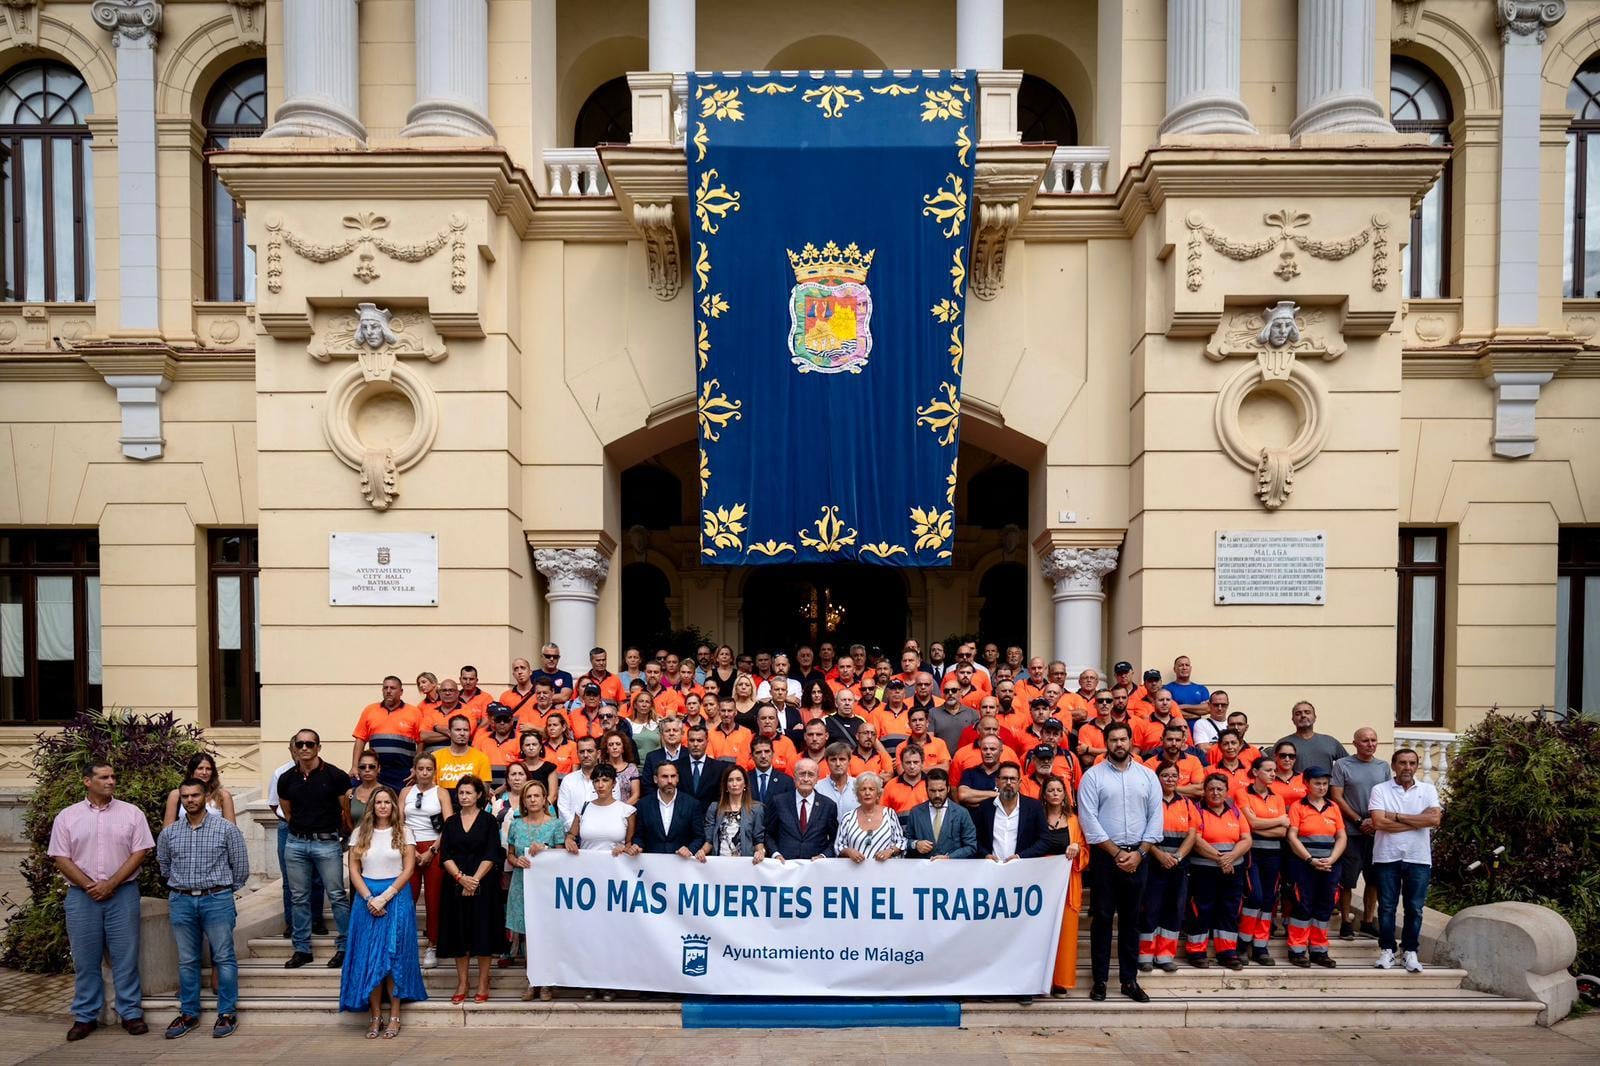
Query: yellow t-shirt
435 747 491 789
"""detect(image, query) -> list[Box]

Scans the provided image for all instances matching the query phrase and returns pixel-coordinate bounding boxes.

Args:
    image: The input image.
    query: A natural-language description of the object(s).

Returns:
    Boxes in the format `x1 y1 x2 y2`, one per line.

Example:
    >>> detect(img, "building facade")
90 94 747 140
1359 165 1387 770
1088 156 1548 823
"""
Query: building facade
0 0 1597 790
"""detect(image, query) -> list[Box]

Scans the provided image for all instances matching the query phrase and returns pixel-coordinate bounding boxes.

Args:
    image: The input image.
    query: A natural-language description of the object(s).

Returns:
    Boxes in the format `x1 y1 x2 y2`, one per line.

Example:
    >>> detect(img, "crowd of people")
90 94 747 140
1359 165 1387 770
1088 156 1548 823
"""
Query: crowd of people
46 639 1442 1041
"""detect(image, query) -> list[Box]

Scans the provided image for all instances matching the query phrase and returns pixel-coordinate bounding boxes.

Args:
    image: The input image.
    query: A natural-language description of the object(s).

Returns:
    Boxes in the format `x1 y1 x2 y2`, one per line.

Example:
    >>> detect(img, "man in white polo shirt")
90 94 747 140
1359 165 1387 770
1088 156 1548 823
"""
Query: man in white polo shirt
1367 748 1441 974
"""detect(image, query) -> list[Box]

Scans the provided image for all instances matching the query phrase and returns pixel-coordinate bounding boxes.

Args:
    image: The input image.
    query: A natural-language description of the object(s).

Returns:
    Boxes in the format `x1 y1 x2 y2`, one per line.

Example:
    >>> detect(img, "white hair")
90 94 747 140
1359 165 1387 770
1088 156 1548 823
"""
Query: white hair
853 772 883 797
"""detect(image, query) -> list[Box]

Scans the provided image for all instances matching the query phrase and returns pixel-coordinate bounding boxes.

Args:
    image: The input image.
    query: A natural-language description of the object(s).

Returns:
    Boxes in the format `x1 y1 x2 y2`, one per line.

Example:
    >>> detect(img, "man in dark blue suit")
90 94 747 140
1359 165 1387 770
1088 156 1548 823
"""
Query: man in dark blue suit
641 717 690 795
970 763 1045 859
634 763 706 856
681 721 729 808
767 757 837 860
748 737 794 807
902 768 978 859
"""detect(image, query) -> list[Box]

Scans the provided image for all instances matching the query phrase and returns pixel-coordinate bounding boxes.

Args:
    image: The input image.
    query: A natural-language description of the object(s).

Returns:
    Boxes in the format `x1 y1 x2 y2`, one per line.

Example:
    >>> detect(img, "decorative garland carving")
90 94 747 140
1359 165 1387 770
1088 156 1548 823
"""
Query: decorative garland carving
1184 209 1390 291
263 212 468 293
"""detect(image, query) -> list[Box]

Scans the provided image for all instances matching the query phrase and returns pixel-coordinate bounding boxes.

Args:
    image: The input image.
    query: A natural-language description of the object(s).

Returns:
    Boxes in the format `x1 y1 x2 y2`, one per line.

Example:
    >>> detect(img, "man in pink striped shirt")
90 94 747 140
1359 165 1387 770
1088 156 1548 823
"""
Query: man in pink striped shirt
48 761 154 1041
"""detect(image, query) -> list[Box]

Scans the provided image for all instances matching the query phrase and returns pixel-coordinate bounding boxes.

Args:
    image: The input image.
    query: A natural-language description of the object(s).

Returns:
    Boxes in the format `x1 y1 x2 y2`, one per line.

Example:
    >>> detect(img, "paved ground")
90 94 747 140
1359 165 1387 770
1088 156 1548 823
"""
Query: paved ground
0 1011 1594 1064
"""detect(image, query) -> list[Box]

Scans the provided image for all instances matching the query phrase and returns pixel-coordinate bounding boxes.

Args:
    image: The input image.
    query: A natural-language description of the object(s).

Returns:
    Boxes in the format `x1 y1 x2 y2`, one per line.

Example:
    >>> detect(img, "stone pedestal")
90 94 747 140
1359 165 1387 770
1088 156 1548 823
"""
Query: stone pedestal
1160 0 1255 136
1040 547 1118 674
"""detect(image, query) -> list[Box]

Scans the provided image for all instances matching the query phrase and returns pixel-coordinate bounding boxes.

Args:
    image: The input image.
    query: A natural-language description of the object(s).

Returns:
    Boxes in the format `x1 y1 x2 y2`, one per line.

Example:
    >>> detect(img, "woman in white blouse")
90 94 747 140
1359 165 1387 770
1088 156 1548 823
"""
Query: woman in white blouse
834 773 906 862
341 786 427 1037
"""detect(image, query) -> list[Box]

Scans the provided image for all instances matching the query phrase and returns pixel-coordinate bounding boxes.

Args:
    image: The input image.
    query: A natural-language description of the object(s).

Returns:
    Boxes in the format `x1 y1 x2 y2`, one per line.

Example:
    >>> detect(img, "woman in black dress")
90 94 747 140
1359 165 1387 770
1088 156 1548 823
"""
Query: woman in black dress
436 774 504 1003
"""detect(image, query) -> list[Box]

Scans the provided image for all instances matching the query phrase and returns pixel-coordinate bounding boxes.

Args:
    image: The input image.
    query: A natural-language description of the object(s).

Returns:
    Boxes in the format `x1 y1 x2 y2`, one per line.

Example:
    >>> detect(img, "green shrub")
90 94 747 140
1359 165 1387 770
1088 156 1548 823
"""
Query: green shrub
1431 711 1600 975
1 709 210 974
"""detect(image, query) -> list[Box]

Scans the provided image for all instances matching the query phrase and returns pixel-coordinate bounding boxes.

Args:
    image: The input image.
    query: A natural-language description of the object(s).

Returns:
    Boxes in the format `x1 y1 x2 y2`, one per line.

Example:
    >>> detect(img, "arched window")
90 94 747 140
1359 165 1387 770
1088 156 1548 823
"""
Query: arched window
203 61 266 302
1017 73 1077 147
1390 58 1451 299
0 61 93 302
1566 55 1600 297
574 76 632 148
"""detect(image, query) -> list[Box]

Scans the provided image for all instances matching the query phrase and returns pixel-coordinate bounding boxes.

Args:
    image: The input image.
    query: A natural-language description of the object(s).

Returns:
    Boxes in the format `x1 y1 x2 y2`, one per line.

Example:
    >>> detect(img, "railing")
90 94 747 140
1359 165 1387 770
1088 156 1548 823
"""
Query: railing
544 148 611 197
1393 728 1460 791
1039 146 1110 195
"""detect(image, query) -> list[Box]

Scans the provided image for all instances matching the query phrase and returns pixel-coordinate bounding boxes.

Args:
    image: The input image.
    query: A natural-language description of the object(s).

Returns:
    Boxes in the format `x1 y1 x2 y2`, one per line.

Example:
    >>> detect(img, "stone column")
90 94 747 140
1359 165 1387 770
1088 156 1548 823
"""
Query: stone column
1496 2 1565 327
264 0 365 141
1289 0 1393 137
956 0 1004 70
402 0 495 138
90 1 162 331
1160 0 1256 135
648 0 695 71
534 548 611 676
1040 547 1118 675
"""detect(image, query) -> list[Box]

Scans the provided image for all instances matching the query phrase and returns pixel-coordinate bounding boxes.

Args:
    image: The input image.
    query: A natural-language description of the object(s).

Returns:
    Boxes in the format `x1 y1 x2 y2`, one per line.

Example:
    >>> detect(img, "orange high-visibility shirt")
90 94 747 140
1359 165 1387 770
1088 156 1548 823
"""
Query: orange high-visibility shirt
1144 752 1206 790
882 775 928 813
545 739 579 775
1212 760 1254 795
848 750 892 778
741 735 799 775
650 688 687 720
900 734 951 770
948 744 1020 790
707 724 754 765
1196 803 1251 850
420 704 477 742
1269 773 1308 806
471 730 522 770
1289 798 1343 857
1208 742 1263 768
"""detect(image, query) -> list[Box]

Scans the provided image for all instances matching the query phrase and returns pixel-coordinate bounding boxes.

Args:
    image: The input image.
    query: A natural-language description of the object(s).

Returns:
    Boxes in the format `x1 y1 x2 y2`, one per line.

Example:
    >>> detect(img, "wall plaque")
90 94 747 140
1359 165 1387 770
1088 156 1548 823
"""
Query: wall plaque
1215 530 1326 605
329 532 438 606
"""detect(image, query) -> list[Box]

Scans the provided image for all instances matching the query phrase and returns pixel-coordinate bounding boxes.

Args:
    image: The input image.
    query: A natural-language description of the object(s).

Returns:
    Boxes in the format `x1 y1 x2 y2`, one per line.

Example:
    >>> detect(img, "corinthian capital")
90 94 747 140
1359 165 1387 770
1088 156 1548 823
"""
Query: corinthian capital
534 548 612 598
91 0 162 47
1497 1 1565 42
1040 547 1119 595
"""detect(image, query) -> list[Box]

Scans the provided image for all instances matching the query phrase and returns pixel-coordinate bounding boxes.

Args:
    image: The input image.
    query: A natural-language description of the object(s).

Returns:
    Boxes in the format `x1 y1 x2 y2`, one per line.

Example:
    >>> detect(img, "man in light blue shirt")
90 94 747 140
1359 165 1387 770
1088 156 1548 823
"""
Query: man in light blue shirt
1076 721 1163 1004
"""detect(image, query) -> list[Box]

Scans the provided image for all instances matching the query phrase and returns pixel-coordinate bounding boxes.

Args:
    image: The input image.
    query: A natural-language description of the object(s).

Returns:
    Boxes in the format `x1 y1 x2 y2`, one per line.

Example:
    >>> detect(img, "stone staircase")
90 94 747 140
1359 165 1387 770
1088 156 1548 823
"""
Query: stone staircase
144 924 1545 1029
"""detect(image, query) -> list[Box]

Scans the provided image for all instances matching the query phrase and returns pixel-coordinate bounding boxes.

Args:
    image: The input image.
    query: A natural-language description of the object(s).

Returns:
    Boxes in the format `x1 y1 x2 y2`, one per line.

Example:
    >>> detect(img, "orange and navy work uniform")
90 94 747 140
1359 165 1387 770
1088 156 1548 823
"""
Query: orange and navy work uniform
577 672 628 707
1235 786 1288 952
740 735 799 775
471 729 522 789
1213 760 1254 796
707 724 754 766
882 774 928 813
948 742 1020 791
570 708 611 741
1287 798 1344 957
1269 773 1308 806
1208 741 1263 768
544 738 579 776
1185 803 1250 961
848 750 892 778
353 702 423 791
457 688 494 721
1143 752 1206 792
1140 794 1199 967
649 687 687 720
419 704 477 751
900 734 951 770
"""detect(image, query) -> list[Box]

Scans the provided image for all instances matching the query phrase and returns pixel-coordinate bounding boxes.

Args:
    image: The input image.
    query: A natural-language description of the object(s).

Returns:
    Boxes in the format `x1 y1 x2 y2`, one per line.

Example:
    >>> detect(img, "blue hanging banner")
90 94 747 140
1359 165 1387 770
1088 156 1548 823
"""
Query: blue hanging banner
689 71 974 567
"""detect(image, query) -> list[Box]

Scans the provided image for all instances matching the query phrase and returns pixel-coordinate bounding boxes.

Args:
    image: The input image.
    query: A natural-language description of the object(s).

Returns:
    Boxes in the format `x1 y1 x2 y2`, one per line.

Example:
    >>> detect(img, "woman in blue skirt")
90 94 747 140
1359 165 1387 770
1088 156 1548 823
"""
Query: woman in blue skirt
341 785 428 1037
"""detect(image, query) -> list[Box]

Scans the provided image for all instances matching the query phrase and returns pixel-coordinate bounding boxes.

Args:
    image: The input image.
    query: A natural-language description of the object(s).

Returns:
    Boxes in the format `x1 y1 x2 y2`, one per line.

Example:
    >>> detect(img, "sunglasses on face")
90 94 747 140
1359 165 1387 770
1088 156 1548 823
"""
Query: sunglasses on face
543 653 559 660
1277 752 1297 760
1096 698 1114 705
358 764 378 771
293 741 318 749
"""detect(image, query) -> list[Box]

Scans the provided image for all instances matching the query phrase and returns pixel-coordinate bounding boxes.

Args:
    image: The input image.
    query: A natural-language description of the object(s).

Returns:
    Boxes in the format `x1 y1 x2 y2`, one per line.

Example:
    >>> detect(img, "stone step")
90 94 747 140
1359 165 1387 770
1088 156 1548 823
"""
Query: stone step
140 988 1544 1030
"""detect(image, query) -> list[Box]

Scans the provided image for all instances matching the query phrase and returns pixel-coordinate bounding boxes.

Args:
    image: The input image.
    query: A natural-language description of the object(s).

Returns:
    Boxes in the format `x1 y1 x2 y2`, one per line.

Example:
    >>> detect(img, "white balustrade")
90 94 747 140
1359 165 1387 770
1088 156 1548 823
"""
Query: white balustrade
543 148 611 197
1039 146 1110 195
1393 728 1460 791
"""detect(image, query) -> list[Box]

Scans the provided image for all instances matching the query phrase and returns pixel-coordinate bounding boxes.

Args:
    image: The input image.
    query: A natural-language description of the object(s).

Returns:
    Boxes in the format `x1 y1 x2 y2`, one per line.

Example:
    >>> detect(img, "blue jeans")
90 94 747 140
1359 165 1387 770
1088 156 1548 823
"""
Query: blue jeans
284 836 349 953
170 891 238 1017
277 822 324 930
1373 860 1432 952
64 881 142 1023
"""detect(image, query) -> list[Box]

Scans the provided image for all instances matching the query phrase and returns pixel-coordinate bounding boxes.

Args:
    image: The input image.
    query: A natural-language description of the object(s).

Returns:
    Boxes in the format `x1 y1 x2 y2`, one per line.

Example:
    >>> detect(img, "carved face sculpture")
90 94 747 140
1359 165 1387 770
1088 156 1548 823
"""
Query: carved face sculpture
354 303 398 349
1257 303 1301 349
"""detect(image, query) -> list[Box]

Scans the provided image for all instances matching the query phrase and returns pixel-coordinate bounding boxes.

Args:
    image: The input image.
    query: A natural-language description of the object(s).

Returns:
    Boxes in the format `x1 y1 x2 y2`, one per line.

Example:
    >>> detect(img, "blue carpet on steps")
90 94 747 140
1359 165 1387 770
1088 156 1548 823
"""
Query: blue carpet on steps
681 998 961 1029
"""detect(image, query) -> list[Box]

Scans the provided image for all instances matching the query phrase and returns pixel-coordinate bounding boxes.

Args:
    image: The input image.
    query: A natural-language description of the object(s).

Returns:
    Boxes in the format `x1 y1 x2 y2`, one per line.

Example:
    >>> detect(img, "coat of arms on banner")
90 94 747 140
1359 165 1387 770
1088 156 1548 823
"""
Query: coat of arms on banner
786 241 875 374
681 933 710 976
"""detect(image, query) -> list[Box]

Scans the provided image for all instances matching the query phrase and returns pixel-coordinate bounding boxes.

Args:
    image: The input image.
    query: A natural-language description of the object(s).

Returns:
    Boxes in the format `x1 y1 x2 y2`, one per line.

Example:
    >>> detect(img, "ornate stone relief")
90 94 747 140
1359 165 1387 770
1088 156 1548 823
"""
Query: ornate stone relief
969 144 1052 300
1184 208 1390 292
1497 1 1566 41
264 211 468 295
1039 547 1119 594
1392 1 1428 41
89 0 162 46
970 201 1020 301
1207 301 1334 510
224 0 265 46
314 303 442 511
0 0 40 48
634 202 682 301
533 548 612 600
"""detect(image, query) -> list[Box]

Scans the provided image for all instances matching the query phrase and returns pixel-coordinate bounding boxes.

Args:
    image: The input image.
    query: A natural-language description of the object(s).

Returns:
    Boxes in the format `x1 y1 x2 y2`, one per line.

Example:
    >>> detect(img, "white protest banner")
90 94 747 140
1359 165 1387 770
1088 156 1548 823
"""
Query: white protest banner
523 851 1071 996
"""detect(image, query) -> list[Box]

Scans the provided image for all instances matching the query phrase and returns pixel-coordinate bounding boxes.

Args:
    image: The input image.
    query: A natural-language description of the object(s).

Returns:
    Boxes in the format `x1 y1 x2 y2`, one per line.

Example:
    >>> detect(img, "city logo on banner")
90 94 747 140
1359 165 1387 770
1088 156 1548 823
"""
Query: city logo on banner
786 241 876 374
681 933 711 977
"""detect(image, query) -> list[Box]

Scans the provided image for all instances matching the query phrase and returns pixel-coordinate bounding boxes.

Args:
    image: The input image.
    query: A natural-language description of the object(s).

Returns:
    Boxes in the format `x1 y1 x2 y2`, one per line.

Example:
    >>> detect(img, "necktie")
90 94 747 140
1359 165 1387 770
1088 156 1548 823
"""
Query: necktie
799 796 809 834
758 773 768 801
932 804 945 843
692 761 702 792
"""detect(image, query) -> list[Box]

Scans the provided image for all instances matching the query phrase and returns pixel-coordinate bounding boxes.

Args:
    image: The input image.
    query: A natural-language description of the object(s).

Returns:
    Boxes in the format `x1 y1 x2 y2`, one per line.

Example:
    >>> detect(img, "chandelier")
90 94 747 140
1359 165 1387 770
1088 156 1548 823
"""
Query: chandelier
799 586 847 632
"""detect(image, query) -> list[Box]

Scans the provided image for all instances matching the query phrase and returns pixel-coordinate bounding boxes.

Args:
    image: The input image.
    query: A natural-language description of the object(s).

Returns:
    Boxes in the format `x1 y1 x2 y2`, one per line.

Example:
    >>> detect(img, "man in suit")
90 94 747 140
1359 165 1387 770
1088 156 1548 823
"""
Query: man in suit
634 763 706 857
641 717 689 794
682 721 728 807
748 737 795 806
903 768 978 859
767 758 837 860
971 763 1044 860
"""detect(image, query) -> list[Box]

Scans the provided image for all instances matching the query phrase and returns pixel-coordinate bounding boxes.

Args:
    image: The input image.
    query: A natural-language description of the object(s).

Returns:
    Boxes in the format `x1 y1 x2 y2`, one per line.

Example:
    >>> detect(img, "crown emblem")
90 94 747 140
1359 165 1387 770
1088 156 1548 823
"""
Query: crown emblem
787 241 875 284
681 934 711 945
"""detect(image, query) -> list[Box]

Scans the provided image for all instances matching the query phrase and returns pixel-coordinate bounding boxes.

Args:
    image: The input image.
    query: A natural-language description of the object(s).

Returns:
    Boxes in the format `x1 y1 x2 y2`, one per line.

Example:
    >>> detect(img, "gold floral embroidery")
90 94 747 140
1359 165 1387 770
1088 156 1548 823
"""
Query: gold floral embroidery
917 382 961 446
700 292 729 318
955 125 972 166
747 83 795 95
699 448 710 495
695 170 742 234
702 503 748 555
697 85 744 122
946 454 959 507
798 505 859 553
802 84 865 119
749 540 798 557
948 325 963 376
921 86 969 121
870 83 920 96
922 173 967 238
698 380 743 441
951 248 967 296
697 320 710 371
693 122 709 163
695 242 711 292
911 506 954 558
860 542 909 560
931 298 960 323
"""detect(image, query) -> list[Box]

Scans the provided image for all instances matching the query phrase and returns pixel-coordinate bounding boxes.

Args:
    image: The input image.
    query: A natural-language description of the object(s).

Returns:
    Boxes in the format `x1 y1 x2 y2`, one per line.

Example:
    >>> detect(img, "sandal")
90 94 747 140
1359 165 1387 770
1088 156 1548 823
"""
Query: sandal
383 1019 401 1039
365 1016 383 1039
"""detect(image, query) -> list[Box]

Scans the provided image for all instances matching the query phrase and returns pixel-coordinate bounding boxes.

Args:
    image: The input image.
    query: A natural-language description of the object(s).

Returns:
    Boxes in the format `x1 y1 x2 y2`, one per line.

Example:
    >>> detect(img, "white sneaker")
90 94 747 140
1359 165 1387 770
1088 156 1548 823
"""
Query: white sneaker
1374 948 1395 970
422 947 437 969
1402 951 1423 973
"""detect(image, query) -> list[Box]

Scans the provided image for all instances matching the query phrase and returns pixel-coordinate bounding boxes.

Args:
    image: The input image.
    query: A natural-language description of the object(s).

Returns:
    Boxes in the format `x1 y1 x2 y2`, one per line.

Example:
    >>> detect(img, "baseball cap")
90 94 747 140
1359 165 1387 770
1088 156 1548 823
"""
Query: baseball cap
1302 765 1331 780
1029 696 1051 709
1114 660 1133 674
487 702 512 718
888 678 906 689
1041 718 1065 732
1030 743 1058 762
1143 668 1163 682
582 683 602 696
